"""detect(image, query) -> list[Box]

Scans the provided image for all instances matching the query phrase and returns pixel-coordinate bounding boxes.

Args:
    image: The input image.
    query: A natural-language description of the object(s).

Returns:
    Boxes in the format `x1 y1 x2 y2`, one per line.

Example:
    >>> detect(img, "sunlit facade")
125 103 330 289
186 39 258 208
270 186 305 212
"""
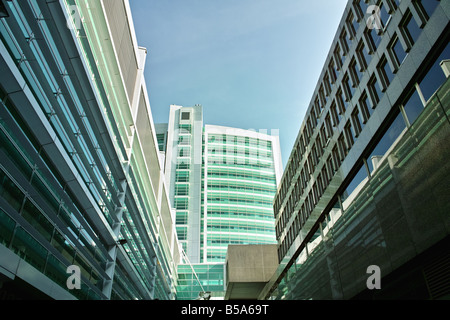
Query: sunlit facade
202 125 282 263
262 0 450 300
0 0 180 300
157 105 283 299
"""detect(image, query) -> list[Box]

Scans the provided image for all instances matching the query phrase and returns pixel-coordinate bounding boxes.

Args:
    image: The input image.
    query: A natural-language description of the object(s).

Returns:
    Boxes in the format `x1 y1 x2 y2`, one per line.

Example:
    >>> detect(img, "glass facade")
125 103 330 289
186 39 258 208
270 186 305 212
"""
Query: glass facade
267 0 450 300
269 77 450 300
0 0 179 300
176 263 225 300
203 131 278 262
158 106 282 299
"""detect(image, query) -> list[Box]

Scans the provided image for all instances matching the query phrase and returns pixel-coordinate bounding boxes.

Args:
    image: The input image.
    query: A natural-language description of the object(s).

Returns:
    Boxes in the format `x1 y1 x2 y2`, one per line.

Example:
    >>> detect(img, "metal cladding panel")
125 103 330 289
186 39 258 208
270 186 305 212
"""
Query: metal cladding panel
103 0 138 103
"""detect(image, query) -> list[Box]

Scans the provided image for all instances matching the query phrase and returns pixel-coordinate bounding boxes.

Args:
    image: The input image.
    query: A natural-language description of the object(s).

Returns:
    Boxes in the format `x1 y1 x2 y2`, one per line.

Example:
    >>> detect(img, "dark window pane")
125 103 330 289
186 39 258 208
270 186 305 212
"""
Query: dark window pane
359 0 368 15
406 15 421 44
403 89 424 126
0 208 15 246
419 43 450 101
393 38 407 65
371 28 381 48
342 164 368 200
419 0 439 19
368 112 406 172
21 199 54 242
380 4 390 27
0 169 24 212
11 227 48 272
383 58 394 84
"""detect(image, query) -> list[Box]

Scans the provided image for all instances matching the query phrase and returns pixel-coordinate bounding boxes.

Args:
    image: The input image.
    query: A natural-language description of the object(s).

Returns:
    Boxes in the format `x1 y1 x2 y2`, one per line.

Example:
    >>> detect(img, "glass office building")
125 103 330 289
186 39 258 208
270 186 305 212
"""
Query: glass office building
0 0 180 300
202 125 281 263
157 105 283 299
261 0 450 300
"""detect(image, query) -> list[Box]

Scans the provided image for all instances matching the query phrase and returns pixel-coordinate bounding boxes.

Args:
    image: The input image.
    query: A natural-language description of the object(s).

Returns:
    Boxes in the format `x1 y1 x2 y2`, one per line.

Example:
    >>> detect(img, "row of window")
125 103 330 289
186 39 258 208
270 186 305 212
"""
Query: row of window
277 37 450 262
205 155 274 167
1 3 170 299
207 134 273 149
1 2 124 225
274 0 441 255
0 171 104 300
207 224 275 234
207 183 277 195
207 195 273 207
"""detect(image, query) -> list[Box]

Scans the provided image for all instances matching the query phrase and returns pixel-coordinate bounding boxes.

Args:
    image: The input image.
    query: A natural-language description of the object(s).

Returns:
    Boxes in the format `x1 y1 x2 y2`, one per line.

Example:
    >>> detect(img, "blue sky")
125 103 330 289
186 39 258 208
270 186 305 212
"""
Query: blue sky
129 0 348 167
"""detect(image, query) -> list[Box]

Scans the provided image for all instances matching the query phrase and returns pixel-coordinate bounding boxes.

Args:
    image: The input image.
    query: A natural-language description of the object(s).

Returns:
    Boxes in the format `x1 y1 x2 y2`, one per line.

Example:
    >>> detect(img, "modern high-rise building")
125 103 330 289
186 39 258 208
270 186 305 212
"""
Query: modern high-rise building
0 0 180 300
157 104 283 299
260 0 450 300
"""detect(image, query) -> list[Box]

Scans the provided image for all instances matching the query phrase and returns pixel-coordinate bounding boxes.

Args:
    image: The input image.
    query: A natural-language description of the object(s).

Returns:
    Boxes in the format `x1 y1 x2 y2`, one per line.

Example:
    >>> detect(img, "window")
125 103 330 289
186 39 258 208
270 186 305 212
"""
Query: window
402 87 423 127
356 0 368 20
385 0 399 13
329 58 338 83
307 155 314 175
338 133 348 160
332 146 341 170
21 199 54 242
334 43 344 70
389 34 407 69
346 10 358 39
0 169 25 212
178 146 190 157
330 101 341 127
368 74 382 106
178 135 191 145
359 90 374 123
310 107 317 128
325 113 334 138
312 143 319 166
342 163 368 201
179 124 191 134
176 212 187 225
344 121 355 148
0 208 15 246
319 85 327 107
175 184 189 196
356 40 369 71
316 134 323 158
299 134 306 155
343 74 355 101
336 88 348 114
327 156 335 177
417 43 450 102
351 107 363 137
367 112 406 173
306 117 313 140
349 58 362 88
377 55 394 90
324 73 332 97
340 28 351 55
415 0 440 21
181 112 190 120
322 165 330 185
370 26 382 49
320 124 328 146
363 27 377 54
176 171 189 182
378 2 392 30
400 10 421 50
